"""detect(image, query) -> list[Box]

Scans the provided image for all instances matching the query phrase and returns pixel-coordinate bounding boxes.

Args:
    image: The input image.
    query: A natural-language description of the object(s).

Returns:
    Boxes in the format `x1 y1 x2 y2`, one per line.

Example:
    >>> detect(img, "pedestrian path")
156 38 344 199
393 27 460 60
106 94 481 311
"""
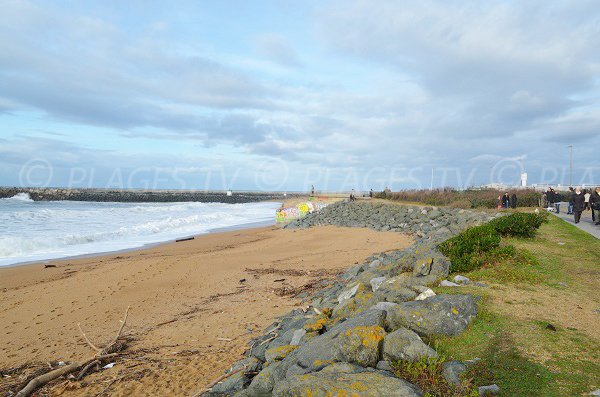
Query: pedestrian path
552 208 600 239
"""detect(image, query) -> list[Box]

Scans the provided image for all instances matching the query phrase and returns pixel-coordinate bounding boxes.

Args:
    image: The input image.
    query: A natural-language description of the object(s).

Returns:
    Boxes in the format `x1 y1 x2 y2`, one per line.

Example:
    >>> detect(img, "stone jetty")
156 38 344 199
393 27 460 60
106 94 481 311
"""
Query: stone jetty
204 201 502 396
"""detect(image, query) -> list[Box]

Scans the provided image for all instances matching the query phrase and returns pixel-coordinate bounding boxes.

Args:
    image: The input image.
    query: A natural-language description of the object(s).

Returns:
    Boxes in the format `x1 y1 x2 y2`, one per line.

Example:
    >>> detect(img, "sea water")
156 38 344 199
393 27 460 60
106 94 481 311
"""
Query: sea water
0 193 281 267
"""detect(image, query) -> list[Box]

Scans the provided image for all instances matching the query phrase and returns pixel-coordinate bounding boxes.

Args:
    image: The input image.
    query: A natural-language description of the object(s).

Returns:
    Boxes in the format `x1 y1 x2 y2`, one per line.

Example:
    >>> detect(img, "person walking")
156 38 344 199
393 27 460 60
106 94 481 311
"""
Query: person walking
567 187 574 215
572 187 585 224
584 189 591 211
511 193 518 209
502 192 510 209
590 187 600 225
497 195 502 210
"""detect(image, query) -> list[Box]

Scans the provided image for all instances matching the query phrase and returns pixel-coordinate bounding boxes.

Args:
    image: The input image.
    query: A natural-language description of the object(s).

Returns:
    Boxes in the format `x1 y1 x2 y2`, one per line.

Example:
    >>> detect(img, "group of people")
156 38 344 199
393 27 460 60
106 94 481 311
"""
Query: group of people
542 186 600 226
498 192 518 209
566 186 600 225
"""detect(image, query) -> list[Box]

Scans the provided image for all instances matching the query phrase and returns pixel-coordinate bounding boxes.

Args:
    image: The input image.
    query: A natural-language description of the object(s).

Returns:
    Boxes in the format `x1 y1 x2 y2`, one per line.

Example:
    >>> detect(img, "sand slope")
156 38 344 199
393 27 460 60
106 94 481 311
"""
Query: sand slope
0 225 411 396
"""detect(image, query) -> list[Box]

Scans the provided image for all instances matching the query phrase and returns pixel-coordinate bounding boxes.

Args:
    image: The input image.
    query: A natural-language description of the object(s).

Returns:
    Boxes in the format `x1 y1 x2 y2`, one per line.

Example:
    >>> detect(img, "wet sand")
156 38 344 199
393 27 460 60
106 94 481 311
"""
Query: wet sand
0 224 411 396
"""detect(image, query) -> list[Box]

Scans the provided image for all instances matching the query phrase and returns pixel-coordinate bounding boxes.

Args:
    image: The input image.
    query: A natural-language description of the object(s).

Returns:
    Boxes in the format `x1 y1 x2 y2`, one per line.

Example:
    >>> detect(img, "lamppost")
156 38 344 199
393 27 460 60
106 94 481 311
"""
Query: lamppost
568 145 573 187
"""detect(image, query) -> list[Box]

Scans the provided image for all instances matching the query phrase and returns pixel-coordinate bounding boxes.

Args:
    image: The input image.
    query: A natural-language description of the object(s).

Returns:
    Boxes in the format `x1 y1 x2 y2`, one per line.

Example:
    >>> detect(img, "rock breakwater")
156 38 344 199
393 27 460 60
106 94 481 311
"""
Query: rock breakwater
0 187 289 203
202 201 501 396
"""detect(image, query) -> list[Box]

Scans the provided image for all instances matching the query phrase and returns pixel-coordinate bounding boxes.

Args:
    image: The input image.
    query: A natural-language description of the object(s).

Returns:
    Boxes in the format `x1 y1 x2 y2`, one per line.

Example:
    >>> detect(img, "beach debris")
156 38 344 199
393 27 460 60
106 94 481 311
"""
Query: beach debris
217 337 233 341
274 278 286 282
15 306 131 397
239 278 246 283
102 363 115 369
44 264 57 268
175 237 194 242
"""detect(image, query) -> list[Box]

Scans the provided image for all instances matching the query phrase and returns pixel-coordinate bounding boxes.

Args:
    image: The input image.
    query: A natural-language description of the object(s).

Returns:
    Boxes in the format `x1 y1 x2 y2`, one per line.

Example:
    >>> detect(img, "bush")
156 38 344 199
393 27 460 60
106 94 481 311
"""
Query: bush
489 213 548 238
375 188 542 209
438 224 501 272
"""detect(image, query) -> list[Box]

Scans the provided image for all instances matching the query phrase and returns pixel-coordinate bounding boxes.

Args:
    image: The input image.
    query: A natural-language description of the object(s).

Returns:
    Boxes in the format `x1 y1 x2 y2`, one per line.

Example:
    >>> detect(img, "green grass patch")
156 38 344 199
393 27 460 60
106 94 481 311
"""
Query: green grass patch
431 215 600 396
392 356 478 397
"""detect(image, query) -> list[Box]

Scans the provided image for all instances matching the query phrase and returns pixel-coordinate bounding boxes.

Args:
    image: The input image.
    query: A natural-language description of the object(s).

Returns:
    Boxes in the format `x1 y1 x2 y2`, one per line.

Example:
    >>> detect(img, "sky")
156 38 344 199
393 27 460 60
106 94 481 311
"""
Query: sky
1 0 599 192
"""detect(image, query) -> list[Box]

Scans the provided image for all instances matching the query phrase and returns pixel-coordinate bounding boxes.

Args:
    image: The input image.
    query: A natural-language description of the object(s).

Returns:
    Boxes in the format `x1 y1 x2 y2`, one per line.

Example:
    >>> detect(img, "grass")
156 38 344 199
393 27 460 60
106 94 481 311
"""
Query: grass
429 215 600 396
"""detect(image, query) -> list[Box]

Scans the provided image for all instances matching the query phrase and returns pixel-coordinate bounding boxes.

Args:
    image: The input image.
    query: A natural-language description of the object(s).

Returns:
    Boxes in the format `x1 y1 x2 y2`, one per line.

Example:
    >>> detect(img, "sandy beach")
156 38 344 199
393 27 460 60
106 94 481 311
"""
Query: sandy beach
0 223 411 396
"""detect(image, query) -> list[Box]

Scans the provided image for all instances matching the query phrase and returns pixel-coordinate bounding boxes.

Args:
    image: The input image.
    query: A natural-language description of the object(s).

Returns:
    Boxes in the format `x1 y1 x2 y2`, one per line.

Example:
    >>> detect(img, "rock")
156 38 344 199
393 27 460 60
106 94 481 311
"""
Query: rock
284 309 386 376
413 256 450 279
336 325 386 367
386 294 477 336
374 276 418 303
479 384 500 396
369 301 399 312
442 360 467 385
414 288 436 301
265 345 298 363
370 277 387 291
453 275 470 284
383 327 438 362
272 363 422 397
439 280 461 287
338 283 361 303
290 328 306 346
209 371 251 395
587 390 600 396
370 259 382 268
246 361 287 397
376 360 393 371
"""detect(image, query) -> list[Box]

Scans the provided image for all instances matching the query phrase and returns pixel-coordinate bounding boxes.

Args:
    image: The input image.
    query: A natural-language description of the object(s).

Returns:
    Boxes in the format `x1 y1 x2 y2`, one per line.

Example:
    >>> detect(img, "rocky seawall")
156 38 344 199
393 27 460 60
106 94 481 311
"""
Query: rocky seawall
203 201 502 396
0 187 291 204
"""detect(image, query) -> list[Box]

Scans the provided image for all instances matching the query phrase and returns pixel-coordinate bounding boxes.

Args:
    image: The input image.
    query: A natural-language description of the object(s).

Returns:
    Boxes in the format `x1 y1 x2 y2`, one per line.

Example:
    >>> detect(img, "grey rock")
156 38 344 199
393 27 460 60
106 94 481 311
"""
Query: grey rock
414 288 436 301
387 294 477 336
246 361 287 397
453 275 470 284
210 370 251 395
370 259 382 268
369 301 399 312
370 277 386 291
290 328 306 346
439 280 461 287
273 363 422 397
587 390 600 396
335 324 386 367
383 327 438 362
376 360 394 371
285 309 386 376
479 384 500 396
442 360 467 385
338 283 361 304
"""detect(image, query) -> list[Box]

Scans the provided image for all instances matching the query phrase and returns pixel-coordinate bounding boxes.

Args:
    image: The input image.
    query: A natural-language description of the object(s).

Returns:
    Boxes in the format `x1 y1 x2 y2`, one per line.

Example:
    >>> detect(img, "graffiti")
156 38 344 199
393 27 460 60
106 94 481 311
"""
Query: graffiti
276 201 329 222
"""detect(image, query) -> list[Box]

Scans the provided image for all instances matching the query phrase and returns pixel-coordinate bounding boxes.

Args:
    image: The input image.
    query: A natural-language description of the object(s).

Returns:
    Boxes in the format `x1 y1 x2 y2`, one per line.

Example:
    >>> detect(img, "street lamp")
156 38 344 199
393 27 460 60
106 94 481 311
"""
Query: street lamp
568 145 573 187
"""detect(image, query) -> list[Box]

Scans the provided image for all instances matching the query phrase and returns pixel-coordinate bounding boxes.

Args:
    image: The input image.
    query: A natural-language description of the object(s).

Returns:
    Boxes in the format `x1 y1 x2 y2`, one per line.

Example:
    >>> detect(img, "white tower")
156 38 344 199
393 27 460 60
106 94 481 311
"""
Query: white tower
520 173 528 187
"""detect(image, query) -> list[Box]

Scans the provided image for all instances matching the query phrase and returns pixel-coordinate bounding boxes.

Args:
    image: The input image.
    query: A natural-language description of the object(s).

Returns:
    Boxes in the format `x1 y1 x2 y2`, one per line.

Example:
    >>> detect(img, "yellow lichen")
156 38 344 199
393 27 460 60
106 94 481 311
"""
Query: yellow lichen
344 325 386 348
304 316 329 333
266 344 297 361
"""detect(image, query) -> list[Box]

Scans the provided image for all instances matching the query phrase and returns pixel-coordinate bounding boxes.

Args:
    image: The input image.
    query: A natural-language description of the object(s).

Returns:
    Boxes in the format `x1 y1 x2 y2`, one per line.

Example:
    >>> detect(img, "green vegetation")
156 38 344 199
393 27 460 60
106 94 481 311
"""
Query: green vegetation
438 212 547 273
376 188 541 209
392 356 478 397
430 215 600 396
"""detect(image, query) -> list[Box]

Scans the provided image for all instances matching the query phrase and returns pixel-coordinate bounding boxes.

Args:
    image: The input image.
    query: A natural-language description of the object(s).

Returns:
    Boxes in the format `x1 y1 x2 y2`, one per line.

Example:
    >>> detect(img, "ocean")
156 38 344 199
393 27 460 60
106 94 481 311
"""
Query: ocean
0 193 281 267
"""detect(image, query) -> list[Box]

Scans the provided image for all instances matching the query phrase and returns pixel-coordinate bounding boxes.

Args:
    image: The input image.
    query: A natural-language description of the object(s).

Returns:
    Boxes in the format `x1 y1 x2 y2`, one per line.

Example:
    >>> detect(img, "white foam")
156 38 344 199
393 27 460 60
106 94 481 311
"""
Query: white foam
1 193 34 202
0 200 281 267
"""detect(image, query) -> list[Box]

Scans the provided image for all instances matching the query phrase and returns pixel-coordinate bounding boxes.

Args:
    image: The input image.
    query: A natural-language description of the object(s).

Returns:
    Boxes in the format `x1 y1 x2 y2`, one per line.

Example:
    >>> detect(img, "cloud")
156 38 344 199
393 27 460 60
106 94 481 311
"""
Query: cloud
254 33 302 67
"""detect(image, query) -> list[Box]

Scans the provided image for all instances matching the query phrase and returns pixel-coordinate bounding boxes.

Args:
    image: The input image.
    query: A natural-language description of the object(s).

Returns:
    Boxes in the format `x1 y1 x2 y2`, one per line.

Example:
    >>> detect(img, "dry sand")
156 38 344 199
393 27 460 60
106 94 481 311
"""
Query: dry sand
0 224 411 396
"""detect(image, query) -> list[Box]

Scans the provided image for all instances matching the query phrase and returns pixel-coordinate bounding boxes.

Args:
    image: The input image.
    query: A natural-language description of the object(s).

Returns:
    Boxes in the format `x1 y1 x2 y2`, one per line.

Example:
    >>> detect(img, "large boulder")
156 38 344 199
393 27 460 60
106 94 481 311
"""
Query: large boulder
387 294 477 336
412 256 450 279
284 309 386 377
383 327 438 362
272 362 422 397
336 325 386 367
246 361 287 397
373 275 418 303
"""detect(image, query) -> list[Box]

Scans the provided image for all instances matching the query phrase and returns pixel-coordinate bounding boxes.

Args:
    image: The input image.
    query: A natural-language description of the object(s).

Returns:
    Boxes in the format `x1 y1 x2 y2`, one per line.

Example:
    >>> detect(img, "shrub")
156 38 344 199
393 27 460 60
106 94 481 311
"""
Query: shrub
375 188 542 209
438 224 501 272
489 213 548 238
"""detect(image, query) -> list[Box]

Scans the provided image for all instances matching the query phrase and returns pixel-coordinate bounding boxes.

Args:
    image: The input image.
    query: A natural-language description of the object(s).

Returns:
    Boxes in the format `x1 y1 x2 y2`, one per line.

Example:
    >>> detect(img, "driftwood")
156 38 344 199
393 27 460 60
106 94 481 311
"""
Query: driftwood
15 306 130 397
